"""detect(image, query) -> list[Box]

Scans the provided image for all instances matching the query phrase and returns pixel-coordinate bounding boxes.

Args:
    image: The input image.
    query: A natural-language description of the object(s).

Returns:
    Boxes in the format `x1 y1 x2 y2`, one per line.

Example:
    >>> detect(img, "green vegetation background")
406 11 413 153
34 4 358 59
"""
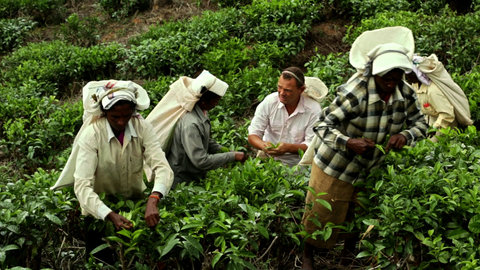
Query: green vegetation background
1 0 480 269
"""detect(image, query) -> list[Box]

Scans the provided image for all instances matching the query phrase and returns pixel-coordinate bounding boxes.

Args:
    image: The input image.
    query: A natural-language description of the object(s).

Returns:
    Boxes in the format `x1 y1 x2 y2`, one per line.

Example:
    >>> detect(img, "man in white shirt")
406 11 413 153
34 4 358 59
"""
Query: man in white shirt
248 67 322 166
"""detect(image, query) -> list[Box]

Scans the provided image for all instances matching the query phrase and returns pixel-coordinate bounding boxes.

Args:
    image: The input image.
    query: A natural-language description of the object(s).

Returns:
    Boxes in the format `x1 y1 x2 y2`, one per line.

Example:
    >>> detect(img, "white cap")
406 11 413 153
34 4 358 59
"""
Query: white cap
368 43 412 76
191 70 229 97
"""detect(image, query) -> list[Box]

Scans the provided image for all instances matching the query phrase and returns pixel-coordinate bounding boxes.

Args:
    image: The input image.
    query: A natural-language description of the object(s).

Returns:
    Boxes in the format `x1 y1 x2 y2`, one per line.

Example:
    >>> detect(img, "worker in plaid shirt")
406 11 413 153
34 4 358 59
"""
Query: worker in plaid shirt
301 27 428 270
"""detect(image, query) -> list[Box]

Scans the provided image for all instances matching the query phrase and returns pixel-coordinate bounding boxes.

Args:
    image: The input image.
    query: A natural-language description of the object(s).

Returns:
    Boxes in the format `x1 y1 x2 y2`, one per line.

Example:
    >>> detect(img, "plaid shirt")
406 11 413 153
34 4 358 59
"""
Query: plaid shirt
313 75 427 183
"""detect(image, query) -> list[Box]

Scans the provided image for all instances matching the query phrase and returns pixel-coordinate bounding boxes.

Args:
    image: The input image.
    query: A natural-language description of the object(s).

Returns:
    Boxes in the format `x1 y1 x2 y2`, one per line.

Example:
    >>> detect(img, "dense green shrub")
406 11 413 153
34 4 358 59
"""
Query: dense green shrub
60 13 103 47
0 0 66 23
305 52 354 105
200 37 250 76
89 158 311 269
0 18 36 53
0 168 80 269
354 126 480 269
453 66 480 125
99 0 151 19
1 41 125 98
0 94 82 173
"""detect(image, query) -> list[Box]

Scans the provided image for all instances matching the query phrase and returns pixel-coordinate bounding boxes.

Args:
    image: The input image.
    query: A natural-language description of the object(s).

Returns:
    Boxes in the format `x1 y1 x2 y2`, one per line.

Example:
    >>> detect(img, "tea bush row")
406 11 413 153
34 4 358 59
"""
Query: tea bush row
1 41 125 98
0 157 313 269
123 0 321 78
0 0 66 24
354 126 480 269
0 18 36 53
332 0 477 22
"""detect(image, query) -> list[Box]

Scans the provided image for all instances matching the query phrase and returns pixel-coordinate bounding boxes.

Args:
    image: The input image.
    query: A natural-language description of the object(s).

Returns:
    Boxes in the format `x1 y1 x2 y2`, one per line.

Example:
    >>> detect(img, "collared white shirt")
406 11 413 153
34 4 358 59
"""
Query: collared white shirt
248 92 321 166
74 116 173 220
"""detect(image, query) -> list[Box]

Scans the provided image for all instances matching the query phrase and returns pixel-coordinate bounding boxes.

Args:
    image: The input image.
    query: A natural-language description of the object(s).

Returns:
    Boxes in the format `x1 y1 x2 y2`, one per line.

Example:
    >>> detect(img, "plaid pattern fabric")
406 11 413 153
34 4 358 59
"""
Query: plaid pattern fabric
313 75 428 183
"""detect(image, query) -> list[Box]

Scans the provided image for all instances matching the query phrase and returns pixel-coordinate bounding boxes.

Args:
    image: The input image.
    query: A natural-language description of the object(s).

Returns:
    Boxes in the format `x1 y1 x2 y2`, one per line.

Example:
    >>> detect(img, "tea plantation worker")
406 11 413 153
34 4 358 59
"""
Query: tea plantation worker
166 70 246 187
52 81 173 228
247 66 324 167
405 54 473 142
301 26 428 270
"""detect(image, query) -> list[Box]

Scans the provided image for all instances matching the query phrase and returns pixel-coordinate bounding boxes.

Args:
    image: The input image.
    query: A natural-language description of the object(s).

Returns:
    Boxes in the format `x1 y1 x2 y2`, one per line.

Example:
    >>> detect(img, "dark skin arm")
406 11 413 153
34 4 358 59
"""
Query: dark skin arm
385 134 407 152
347 134 407 156
346 138 375 156
107 211 133 230
145 191 162 228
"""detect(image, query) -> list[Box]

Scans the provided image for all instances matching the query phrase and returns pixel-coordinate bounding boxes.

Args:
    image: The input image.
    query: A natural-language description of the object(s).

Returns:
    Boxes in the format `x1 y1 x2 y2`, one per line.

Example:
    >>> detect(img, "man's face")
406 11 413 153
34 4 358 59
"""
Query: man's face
277 75 304 106
374 69 405 95
105 103 135 134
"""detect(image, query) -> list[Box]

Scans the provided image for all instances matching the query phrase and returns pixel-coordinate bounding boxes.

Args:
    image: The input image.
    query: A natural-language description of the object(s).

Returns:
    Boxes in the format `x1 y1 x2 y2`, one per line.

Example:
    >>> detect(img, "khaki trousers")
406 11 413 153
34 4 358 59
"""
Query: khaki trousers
302 163 355 249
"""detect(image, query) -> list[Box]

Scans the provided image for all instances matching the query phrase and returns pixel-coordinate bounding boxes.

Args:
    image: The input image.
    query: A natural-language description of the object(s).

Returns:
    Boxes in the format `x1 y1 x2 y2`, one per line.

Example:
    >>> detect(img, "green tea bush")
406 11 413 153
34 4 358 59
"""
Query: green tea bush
354 126 480 269
99 0 151 19
90 158 311 269
0 95 82 173
453 66 480 125
305 52 354 105
0 18 36 53
60 13 103 47
200 37 250 76
1 41 125 98
122 9 242 78
0 168 80 269
344 9 480 74
0 0 66 24
219 65 279 118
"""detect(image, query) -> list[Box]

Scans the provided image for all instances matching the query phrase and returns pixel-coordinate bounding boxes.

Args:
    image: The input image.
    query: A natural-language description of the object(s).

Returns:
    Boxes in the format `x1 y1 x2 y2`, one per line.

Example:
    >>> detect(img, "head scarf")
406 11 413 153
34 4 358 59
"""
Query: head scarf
348 26 415 81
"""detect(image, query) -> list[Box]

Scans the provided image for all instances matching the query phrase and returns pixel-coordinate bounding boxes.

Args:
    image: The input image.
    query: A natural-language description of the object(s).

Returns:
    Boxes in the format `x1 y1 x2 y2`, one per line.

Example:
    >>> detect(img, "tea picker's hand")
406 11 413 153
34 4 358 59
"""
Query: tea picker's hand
107 211 133 230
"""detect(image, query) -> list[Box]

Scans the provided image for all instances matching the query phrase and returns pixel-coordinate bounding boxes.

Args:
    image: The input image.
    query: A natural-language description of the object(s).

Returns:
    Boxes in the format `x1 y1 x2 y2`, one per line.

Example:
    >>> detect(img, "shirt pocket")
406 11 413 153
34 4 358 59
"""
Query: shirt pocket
129 148 144 174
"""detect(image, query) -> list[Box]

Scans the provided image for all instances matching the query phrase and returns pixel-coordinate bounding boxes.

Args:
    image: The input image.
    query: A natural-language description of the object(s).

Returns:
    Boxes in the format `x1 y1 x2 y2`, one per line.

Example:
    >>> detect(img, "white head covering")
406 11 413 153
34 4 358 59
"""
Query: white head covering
367 43 412 76
191 70 229 97
349 26 415 78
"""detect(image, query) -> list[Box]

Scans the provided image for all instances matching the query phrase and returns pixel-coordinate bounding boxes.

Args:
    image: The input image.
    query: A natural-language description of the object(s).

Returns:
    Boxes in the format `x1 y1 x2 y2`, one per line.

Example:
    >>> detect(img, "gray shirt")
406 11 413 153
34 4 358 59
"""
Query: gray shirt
167 104 235 185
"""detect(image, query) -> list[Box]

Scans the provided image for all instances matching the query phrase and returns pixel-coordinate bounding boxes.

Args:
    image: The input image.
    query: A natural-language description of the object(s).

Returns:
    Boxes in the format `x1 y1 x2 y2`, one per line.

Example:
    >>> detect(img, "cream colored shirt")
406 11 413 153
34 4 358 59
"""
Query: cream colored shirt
248 93 321 166
411 82 456 129
73 116 173 220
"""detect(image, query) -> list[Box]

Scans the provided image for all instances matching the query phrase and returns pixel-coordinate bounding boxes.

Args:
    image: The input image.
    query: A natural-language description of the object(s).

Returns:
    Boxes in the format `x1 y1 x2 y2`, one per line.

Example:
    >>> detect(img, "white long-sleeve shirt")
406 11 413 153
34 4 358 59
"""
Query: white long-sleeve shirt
73 116 173 220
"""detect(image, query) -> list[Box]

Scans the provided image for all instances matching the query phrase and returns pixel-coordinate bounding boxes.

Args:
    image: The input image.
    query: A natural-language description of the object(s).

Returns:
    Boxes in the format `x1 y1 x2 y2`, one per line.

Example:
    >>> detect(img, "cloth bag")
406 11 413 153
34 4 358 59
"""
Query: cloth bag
416 54 473 126
143 76 202 180
51 80 149 190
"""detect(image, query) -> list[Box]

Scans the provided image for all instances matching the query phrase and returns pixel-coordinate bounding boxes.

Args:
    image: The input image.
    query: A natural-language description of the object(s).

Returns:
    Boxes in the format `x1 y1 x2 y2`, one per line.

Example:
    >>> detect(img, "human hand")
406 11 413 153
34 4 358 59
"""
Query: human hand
346 138 375 156
385 134 407 152
264 142 289 156
107 211 133 230
234 152 247 162
145 193 162 228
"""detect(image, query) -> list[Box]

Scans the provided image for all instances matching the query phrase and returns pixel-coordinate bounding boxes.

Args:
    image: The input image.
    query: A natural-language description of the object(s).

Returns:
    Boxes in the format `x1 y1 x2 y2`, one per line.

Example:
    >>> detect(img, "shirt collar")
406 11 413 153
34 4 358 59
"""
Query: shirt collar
193 104 210 123
275 93 306 115
367 77 405 105
106 119 137 142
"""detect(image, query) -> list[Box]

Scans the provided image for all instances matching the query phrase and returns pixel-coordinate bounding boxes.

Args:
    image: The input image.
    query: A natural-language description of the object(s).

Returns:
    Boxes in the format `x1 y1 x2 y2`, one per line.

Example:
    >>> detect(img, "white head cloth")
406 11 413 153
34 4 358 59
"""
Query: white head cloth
349 26 415 80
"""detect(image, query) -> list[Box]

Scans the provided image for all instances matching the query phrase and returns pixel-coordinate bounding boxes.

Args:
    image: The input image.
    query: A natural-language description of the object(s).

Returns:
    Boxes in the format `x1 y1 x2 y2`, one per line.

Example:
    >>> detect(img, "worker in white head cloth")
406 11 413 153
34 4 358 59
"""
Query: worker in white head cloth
301 27 428 270
52 81 173 230
166 70 246 187
405 54 473 142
